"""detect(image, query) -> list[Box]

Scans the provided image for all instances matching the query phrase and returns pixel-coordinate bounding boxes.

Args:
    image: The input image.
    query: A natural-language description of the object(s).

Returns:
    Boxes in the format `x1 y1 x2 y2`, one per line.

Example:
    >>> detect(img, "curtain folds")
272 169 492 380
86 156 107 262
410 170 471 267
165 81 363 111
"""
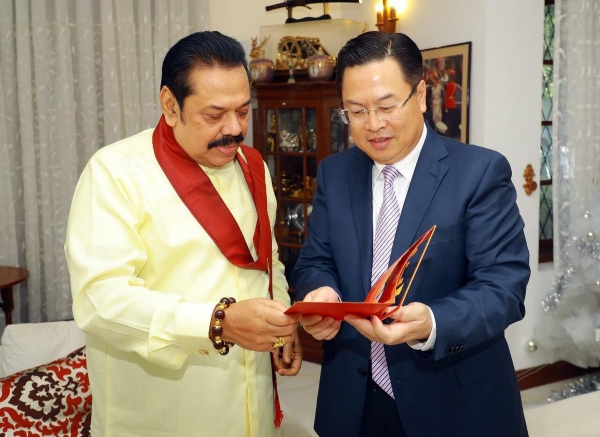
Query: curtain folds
539 0 600 367
0 0 208 325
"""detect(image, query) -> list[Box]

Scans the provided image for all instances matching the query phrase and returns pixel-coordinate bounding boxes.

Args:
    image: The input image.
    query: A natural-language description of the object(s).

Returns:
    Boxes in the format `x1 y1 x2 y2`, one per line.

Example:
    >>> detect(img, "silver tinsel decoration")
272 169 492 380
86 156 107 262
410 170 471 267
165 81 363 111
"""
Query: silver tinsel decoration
541 229 600 314
575 235 600 259
542 264 574 314
548 374 600 402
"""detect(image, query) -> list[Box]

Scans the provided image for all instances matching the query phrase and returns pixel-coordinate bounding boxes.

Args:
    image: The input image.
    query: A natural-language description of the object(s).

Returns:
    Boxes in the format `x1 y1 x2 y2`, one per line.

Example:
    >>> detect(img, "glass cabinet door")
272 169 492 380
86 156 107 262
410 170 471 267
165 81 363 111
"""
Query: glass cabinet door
330 107 356 153
330 108 345 153
265 105 319 280
252 82 343 363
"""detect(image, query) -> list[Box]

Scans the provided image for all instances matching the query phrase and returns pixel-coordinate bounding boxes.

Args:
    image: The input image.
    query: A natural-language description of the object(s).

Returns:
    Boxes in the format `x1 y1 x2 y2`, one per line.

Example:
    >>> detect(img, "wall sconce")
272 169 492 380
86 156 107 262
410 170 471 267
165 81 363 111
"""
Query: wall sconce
376 0 406 34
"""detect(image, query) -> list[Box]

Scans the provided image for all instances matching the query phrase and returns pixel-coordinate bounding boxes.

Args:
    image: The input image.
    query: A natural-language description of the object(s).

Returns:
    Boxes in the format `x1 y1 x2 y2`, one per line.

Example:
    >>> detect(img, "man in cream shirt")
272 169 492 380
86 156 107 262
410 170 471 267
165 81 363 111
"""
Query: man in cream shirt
65 31 301 436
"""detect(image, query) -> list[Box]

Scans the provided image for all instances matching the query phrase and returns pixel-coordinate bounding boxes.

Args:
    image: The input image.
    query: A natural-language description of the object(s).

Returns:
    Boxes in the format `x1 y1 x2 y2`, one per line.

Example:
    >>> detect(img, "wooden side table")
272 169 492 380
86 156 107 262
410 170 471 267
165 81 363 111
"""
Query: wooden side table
0 266 29 325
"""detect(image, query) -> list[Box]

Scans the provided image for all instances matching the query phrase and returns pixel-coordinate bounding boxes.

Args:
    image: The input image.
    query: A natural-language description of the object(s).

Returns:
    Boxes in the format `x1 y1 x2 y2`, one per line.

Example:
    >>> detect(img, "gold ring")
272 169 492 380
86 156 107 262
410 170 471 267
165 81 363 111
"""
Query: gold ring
272 337 286 350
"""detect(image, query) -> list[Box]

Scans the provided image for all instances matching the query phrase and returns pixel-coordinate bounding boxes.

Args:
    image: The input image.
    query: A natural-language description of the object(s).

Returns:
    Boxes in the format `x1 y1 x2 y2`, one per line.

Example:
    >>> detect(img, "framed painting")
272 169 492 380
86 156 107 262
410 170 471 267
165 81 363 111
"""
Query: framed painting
421 42 471 143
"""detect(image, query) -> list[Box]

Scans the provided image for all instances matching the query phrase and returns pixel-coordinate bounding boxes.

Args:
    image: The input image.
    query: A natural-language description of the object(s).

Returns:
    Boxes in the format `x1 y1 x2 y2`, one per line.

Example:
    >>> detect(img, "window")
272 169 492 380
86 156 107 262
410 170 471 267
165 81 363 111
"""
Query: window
539 0 554 263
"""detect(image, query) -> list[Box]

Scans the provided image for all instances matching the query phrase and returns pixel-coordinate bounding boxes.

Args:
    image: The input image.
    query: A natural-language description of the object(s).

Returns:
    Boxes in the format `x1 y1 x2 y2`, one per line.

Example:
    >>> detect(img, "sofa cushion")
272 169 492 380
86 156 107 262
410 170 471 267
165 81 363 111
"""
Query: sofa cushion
1 320 85 377
0 346 91 436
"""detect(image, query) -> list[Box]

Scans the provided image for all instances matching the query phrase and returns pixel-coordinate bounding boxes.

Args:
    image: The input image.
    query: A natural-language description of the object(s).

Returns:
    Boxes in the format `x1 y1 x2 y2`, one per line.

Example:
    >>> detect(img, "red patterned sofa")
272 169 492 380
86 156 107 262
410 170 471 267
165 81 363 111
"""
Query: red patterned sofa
0 321 89 436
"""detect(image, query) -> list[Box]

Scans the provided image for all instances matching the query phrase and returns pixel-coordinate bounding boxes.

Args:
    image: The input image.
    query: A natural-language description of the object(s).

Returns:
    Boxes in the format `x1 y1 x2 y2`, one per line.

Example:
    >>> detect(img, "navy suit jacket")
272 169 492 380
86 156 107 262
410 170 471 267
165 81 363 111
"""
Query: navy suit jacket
292 127 530 437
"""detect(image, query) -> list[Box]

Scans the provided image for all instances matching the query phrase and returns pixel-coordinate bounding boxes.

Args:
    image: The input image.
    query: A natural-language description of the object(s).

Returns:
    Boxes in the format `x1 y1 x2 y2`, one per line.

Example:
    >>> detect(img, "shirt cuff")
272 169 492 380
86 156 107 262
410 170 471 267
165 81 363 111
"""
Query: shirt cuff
175 302 217 356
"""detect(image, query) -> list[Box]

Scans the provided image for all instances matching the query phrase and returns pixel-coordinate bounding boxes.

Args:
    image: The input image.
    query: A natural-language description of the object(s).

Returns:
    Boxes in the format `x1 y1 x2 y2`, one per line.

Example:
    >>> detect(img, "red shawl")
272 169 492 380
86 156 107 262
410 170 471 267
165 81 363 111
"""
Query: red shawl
152 115 282 427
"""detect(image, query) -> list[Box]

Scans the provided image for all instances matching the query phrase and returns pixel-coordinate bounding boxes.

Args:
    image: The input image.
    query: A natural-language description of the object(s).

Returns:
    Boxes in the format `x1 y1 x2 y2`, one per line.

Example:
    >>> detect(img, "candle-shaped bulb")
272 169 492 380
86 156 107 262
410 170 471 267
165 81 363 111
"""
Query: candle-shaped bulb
376 4 383 24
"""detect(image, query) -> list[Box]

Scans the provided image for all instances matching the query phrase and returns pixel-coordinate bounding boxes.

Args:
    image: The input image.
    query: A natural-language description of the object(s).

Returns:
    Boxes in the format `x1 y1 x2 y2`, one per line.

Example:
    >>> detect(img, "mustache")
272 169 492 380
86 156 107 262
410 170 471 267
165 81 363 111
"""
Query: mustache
207 133 244 149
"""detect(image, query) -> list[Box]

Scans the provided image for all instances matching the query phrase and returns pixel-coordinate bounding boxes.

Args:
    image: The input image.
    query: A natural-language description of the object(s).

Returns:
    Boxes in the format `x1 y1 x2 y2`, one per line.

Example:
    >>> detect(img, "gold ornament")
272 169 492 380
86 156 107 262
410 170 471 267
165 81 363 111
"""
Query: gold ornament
276 36 329 70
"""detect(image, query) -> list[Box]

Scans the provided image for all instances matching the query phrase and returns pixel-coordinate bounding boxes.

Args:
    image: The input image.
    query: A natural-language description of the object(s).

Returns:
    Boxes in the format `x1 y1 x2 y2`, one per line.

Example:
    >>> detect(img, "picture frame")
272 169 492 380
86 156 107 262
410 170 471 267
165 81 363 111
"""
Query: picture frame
421 42 471 144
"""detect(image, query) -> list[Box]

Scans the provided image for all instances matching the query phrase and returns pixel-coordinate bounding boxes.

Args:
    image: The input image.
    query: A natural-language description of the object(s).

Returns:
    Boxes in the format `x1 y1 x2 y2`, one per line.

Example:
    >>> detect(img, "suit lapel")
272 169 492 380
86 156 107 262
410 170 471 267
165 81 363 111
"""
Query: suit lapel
391 128 449 261
348 150 374 297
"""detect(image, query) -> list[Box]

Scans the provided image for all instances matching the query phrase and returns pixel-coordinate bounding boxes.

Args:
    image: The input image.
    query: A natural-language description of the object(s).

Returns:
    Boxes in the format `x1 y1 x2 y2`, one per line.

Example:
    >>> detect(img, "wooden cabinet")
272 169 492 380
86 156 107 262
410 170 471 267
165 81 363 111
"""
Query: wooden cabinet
252 80 353 363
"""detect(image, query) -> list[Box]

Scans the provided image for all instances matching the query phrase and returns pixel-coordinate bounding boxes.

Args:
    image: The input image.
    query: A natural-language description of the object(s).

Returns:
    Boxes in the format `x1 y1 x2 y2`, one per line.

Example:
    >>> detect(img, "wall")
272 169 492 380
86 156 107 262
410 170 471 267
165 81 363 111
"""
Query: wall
207 0 554 370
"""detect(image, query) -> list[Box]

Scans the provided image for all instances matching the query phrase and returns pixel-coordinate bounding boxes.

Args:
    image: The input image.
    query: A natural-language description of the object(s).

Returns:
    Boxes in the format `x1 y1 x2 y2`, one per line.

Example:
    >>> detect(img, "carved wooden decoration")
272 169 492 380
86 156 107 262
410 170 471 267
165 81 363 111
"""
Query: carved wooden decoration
523 164 538 196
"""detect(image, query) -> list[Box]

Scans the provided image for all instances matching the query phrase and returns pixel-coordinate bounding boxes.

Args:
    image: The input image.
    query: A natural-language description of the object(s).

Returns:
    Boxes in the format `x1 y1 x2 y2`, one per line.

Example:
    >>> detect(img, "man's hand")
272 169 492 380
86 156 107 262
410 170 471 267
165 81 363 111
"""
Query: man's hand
344 302 432 345
298 287 341 341
220 298 299 352
272 328 303 376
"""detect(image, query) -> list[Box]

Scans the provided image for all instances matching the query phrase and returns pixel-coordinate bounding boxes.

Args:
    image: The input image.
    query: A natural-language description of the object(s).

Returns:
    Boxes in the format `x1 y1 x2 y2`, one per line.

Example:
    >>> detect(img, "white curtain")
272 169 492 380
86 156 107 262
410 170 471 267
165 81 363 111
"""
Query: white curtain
539 0 600 367
0 0 208 326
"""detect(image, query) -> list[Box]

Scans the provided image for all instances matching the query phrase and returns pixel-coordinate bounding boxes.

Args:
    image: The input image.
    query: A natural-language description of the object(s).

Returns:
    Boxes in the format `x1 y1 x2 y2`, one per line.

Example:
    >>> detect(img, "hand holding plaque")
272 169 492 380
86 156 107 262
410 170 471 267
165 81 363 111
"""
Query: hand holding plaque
285 226 436 320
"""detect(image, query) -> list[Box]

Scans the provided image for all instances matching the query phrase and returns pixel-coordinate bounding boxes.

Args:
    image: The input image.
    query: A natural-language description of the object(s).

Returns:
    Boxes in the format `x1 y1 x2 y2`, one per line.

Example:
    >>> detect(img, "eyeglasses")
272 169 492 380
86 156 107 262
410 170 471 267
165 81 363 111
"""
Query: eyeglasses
339 82 419 125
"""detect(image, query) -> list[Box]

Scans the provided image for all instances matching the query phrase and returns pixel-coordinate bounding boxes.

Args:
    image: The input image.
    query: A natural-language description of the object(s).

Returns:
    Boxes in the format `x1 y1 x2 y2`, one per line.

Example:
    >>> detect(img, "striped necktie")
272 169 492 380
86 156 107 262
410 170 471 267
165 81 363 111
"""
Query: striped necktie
370 165 401 398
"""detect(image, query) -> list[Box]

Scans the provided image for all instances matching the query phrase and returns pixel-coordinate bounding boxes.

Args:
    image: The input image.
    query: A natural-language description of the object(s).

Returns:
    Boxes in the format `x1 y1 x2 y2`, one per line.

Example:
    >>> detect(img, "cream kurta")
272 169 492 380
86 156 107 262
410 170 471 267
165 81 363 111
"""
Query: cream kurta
65 128 289 437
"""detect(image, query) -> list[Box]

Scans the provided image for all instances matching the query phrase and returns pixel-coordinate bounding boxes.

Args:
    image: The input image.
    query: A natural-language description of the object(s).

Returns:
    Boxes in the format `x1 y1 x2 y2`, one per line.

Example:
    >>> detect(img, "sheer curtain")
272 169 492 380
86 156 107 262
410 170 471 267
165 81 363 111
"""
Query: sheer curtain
0 0 208 326
539 0 600 367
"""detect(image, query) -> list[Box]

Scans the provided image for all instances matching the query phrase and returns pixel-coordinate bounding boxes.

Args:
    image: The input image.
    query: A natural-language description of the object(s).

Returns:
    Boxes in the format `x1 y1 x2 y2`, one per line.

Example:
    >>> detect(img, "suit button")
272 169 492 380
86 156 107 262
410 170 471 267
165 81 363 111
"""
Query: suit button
358 368 367 377
445 347 452 355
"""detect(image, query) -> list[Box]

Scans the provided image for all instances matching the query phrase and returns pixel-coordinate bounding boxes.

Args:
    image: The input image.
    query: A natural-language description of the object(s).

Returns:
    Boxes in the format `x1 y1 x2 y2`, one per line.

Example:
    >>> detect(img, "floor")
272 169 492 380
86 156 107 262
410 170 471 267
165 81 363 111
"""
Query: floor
277 362 320 437
277 363 600 437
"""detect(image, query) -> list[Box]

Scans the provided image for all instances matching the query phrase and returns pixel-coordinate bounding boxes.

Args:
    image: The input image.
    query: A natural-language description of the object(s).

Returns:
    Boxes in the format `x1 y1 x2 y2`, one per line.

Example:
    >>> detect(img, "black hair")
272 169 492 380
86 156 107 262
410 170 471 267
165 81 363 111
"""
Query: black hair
160 31 251 111
335 32 423 95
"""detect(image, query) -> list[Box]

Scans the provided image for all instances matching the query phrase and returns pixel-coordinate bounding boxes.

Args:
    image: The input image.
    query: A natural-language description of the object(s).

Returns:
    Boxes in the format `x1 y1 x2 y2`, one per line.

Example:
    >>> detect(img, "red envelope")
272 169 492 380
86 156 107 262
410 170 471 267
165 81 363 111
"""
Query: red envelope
285 225 436 320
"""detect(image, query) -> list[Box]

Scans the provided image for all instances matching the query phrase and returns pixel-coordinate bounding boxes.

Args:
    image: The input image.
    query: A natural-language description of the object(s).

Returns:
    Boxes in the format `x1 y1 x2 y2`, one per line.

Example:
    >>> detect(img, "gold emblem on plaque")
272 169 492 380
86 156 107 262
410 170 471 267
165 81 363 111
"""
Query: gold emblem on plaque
276 36 330 70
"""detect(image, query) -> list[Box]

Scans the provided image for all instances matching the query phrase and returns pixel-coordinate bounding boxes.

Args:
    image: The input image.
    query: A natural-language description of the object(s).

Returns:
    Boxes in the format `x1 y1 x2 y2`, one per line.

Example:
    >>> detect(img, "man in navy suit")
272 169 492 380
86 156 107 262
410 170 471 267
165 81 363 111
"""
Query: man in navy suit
292 32 529 437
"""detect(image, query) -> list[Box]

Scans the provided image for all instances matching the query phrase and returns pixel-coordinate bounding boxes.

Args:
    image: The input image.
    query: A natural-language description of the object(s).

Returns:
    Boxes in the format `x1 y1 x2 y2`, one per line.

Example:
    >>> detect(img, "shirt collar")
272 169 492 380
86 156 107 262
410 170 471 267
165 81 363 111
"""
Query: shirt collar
372 123 428 184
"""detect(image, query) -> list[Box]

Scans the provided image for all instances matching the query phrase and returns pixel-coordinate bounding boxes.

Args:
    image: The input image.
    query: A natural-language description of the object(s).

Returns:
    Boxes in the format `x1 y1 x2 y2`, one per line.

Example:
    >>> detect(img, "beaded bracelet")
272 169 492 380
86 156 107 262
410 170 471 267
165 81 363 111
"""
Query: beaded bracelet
211 297 236 355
